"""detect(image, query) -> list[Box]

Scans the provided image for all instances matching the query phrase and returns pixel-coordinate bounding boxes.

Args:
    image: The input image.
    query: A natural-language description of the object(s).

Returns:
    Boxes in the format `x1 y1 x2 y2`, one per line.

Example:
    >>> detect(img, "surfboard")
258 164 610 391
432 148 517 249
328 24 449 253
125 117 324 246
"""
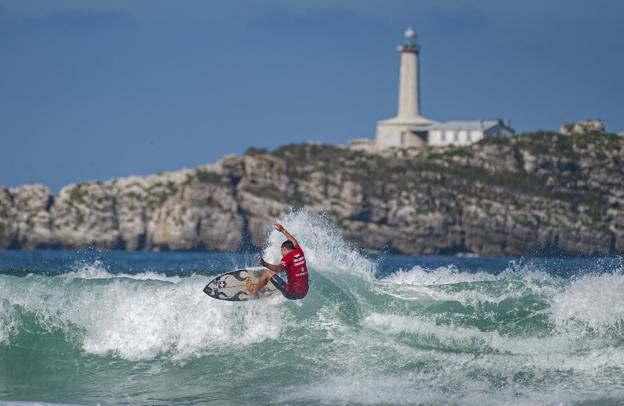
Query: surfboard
203 267 277 301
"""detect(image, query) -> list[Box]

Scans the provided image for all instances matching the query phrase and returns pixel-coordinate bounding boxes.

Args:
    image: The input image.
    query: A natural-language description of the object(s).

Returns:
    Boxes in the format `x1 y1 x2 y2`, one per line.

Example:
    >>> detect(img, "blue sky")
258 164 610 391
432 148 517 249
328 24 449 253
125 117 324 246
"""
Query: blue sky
1 0 623 191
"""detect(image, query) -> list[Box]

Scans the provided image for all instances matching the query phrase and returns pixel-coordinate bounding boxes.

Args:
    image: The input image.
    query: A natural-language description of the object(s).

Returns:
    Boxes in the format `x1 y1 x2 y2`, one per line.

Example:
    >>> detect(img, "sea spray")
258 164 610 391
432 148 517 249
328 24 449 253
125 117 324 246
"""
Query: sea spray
0 270 287 361
0 299 18 345
262 210 376 279
550 272 624 337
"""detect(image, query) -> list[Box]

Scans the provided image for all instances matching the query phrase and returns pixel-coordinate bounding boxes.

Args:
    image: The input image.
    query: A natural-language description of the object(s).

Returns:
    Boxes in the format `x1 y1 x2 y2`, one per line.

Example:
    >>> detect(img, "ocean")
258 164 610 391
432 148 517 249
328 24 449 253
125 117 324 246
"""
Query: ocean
1 211 623 405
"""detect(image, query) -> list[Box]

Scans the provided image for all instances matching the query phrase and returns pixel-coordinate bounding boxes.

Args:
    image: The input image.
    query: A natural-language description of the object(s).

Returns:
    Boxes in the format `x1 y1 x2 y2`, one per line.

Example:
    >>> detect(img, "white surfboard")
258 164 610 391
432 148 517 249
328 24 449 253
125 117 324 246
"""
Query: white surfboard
203 267 276 301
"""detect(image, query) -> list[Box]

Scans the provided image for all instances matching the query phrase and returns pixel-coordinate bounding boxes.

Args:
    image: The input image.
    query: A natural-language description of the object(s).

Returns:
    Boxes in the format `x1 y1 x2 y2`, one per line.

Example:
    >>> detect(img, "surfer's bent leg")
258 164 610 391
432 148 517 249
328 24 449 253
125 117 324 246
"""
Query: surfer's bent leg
269 274 300 300
245 271 274 295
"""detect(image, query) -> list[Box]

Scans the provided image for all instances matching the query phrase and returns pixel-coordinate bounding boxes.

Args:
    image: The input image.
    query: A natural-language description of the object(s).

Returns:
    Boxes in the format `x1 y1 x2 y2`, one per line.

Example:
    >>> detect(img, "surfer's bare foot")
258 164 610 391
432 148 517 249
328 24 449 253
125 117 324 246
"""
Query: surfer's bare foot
245 278 257 294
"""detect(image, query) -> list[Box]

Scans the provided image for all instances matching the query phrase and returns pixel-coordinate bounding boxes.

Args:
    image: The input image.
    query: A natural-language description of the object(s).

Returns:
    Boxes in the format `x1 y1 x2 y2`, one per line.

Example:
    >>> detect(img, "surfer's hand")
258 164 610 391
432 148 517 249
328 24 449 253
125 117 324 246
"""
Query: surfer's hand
259 256 268 267
274 224 285 232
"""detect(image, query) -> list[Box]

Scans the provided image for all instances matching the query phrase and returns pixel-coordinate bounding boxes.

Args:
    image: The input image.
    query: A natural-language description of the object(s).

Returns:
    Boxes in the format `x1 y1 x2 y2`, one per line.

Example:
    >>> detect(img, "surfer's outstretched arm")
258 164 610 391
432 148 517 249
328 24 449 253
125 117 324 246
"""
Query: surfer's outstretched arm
245 257 285 295
275 224 298 247
259 256 286 273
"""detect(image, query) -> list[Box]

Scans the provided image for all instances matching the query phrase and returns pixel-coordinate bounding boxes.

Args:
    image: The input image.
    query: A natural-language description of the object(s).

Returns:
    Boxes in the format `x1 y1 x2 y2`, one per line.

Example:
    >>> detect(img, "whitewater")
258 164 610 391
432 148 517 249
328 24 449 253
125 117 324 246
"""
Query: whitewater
1 211 624 405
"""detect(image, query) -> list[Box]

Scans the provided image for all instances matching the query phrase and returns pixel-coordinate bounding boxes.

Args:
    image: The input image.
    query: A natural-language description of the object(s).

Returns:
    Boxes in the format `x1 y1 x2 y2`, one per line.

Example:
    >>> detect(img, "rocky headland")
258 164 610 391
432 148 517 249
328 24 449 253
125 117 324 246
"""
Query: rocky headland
2 131 623 256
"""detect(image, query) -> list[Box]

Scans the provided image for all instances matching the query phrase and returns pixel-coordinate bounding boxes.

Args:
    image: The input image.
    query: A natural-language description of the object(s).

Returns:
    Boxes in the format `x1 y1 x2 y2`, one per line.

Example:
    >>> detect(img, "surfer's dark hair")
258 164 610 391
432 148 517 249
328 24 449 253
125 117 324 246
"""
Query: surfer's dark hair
281 240 295 251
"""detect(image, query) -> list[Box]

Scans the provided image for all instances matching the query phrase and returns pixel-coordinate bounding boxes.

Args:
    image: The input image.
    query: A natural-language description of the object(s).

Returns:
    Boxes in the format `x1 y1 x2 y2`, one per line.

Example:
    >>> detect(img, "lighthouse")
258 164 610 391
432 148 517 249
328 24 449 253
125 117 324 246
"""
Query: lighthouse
397 26 422 118
375 27 434 148
363 26 515 151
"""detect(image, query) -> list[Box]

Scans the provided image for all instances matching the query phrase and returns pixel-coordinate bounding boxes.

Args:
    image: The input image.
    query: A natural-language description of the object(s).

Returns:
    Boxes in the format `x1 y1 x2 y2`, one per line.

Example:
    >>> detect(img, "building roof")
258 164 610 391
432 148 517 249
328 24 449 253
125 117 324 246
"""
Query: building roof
430 121 506 131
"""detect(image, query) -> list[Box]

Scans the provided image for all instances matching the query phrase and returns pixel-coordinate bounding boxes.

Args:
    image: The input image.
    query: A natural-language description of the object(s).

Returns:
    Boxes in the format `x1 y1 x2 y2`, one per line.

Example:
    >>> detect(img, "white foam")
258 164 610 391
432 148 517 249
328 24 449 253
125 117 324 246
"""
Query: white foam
364 312 624 373
379 265 519 308
277 360 624 405
371 313 530 358
278 374 431 405
550 272 624 334
0 299 19 345
0 274 290 361
379 263 569 309
383 264 496 286
300 304 352 342
261 210 376 280
63 259 182 283
383 262 562 287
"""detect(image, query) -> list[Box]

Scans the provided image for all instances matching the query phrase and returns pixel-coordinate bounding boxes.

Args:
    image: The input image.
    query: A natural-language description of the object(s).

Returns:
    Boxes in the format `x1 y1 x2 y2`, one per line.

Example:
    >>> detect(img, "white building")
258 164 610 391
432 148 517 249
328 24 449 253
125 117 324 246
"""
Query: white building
428 120 514 146
375 27 514 149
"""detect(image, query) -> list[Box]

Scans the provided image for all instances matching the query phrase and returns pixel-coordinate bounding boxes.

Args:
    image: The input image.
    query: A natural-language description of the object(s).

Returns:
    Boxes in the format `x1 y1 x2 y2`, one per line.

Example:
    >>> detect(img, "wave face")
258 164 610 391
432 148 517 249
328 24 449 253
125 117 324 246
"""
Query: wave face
1 211 624 405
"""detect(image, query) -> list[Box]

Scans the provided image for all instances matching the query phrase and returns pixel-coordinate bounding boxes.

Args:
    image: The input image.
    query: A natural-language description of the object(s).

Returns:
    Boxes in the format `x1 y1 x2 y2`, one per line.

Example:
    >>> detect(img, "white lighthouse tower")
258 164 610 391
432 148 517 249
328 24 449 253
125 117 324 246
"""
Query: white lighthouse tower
375 27 434 148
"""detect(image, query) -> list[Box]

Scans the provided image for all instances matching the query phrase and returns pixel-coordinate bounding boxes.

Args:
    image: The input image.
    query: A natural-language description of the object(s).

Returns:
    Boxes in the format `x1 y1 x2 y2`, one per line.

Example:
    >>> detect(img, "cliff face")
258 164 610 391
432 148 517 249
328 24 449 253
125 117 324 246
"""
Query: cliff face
1 131 623 256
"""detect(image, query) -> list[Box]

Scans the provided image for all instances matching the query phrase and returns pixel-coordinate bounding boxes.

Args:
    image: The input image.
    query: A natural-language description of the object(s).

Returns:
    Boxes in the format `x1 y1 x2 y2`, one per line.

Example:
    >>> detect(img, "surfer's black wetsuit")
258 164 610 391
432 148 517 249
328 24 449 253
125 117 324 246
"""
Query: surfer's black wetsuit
270 274 303 300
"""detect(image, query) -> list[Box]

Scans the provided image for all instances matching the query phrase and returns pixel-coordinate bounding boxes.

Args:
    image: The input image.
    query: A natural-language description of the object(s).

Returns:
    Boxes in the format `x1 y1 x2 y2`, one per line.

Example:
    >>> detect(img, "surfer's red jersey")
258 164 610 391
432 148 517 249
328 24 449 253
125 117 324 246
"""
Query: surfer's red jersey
280 245 309 297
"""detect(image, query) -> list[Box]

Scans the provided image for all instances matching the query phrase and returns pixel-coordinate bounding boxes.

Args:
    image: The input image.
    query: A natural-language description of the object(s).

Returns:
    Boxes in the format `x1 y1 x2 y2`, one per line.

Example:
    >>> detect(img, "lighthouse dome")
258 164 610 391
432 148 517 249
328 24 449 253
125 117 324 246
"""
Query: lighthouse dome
404 26 416 39
398 26 419 53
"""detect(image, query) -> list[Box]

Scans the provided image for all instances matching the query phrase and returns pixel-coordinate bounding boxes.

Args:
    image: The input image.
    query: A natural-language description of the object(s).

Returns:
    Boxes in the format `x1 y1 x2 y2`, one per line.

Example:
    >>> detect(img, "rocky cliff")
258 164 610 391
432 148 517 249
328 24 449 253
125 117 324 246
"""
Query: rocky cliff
2 131 623 256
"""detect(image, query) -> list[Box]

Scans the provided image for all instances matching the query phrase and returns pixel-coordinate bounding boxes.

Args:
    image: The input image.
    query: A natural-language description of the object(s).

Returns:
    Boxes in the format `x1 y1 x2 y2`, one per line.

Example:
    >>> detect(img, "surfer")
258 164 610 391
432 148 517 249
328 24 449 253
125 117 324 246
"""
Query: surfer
245 224 309 300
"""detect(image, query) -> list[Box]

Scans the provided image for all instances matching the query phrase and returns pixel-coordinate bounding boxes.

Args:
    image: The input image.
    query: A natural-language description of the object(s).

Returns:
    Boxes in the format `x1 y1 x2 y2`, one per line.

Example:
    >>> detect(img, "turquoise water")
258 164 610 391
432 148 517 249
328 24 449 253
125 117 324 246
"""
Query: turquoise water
1 212 624 405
